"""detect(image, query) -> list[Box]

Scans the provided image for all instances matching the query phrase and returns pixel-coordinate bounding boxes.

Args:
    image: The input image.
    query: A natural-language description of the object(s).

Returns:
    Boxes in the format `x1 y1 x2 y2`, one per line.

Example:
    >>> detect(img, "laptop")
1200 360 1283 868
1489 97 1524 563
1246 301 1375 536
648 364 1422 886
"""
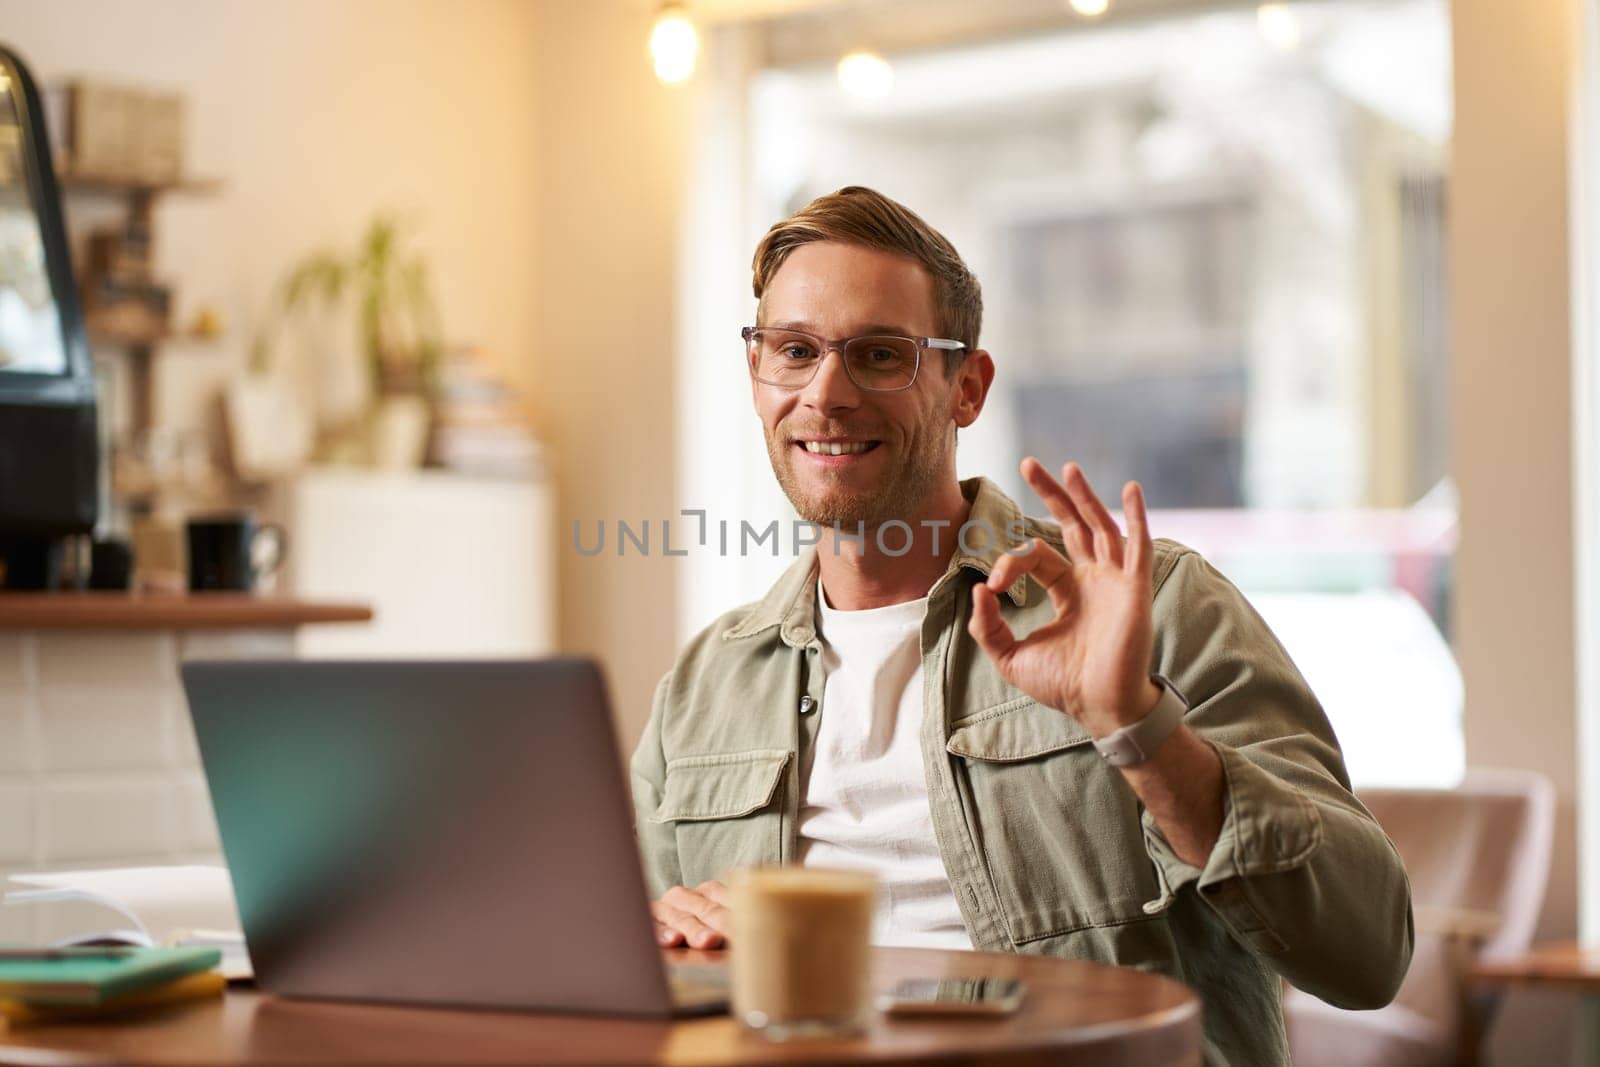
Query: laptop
179 657 727 1017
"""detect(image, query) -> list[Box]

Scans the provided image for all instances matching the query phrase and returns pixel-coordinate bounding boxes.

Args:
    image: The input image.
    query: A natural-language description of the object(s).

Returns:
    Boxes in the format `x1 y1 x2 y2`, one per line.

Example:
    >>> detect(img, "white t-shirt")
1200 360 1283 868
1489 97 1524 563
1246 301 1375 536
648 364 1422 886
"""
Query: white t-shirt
797 579 973 950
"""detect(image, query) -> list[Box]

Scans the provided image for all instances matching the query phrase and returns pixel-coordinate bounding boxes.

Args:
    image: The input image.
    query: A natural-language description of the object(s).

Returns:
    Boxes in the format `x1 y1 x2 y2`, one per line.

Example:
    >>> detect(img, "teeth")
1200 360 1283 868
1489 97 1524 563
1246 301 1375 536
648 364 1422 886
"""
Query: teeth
803 441 874 456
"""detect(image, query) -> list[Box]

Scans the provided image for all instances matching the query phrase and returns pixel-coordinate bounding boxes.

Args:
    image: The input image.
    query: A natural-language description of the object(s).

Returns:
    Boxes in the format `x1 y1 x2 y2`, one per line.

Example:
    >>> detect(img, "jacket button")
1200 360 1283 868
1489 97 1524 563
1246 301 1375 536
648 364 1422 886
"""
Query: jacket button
799 695 815 715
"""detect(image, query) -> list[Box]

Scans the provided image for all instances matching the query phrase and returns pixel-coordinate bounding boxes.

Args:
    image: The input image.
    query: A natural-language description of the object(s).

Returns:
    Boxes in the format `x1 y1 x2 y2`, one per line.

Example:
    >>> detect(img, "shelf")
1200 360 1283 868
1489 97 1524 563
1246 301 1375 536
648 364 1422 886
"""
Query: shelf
89 324 219 349
0 592 372 630
57 170 224 198
89 324 173 348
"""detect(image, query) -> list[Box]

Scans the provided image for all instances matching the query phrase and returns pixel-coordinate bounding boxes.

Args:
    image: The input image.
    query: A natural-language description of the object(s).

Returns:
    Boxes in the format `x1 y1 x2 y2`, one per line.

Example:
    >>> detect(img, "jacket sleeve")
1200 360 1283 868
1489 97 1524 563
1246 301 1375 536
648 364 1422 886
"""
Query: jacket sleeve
1141 549 1415 1010
629 671 683 901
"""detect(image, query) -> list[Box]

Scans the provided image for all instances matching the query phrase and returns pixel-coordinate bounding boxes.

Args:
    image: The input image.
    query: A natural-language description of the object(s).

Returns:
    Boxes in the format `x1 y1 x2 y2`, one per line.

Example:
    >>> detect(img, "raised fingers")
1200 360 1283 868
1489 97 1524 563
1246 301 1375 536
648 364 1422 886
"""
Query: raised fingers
1063 463 1123 567
1122 481 1152 578
1021 457 1093 562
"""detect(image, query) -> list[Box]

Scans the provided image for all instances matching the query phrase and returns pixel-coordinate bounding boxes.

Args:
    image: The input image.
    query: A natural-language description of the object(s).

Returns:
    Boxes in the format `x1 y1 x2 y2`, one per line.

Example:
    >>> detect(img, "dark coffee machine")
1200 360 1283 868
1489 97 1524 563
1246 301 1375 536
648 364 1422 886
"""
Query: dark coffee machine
0 44 101 590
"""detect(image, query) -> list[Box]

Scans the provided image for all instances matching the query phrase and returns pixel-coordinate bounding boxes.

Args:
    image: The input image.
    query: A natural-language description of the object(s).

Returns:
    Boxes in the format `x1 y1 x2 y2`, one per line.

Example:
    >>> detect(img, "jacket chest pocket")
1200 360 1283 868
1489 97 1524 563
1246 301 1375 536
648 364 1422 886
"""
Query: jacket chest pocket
649 749 790 887
947 698 1158 945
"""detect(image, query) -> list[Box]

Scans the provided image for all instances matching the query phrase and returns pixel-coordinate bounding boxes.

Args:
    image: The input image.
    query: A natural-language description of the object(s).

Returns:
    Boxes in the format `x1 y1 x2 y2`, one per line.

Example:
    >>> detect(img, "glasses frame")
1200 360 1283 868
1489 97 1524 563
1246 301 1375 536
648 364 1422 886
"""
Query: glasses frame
741 325 966 393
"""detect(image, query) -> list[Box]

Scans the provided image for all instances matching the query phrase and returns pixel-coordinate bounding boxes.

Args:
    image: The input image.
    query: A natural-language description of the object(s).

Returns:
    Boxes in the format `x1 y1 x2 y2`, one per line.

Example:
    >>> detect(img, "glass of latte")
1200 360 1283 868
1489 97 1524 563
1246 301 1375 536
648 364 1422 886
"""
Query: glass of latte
728 866 878 1040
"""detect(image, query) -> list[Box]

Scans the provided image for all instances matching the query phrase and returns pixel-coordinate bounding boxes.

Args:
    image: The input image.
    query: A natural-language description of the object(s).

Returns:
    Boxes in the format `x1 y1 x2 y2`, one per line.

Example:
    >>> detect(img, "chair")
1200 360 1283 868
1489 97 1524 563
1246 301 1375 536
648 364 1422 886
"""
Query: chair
1283 768 1556 1066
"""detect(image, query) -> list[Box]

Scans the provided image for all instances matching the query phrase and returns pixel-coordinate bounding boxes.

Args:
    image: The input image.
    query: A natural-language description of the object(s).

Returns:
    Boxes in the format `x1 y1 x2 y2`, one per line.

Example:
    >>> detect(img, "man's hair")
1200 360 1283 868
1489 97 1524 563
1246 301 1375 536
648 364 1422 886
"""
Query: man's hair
751 186 983 371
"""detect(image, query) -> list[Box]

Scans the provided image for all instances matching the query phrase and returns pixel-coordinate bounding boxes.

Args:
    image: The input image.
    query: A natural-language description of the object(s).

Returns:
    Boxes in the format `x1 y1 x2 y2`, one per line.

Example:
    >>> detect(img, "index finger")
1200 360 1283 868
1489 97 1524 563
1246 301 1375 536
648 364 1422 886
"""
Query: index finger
987 536 1074 614
1021 457 1093 562
654 918 686 947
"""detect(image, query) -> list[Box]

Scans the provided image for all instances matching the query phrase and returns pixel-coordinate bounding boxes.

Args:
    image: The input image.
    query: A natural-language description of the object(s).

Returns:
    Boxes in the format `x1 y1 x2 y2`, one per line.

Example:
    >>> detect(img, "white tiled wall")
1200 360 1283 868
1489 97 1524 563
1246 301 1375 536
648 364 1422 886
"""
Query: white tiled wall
0 627 294 945
0 636 31 774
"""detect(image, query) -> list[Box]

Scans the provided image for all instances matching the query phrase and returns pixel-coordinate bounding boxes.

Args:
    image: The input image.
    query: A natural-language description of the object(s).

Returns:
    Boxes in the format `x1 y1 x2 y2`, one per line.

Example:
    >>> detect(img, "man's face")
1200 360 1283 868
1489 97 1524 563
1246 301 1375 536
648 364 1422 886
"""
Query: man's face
752 241 977 529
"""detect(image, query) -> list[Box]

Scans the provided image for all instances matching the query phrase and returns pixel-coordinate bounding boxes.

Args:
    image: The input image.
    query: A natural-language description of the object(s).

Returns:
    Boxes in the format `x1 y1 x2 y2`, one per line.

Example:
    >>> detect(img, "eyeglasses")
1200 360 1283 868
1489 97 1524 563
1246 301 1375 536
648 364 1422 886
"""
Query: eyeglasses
742 326 965 393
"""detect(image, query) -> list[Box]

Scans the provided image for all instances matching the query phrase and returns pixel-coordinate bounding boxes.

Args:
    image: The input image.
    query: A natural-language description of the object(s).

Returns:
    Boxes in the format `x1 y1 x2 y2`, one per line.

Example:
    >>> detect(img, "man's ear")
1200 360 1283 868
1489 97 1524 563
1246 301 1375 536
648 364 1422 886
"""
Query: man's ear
951 349 995 429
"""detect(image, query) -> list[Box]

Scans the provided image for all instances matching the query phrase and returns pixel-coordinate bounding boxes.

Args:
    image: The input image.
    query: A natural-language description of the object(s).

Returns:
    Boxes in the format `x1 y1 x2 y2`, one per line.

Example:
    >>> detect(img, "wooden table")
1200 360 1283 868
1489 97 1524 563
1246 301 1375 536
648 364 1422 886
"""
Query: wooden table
1470 941 1600 991
1470 941 1600 1060
0 948 1201 1066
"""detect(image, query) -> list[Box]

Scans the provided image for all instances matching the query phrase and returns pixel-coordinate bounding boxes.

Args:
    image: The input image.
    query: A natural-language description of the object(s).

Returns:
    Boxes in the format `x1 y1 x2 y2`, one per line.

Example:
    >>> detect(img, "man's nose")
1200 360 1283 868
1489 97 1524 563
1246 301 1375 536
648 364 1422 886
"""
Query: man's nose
800 347 861 413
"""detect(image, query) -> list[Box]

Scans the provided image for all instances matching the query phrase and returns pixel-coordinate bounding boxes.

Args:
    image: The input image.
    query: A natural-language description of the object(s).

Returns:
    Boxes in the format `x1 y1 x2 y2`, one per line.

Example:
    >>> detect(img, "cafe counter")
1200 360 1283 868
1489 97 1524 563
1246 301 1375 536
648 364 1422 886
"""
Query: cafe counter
0 593 371 631
0 593 371 947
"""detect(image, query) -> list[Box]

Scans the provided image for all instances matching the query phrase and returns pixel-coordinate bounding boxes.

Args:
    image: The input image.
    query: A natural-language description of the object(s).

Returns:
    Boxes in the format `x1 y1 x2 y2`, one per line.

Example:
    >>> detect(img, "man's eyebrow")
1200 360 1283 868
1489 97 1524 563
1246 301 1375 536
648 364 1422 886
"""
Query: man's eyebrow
767 320 923 336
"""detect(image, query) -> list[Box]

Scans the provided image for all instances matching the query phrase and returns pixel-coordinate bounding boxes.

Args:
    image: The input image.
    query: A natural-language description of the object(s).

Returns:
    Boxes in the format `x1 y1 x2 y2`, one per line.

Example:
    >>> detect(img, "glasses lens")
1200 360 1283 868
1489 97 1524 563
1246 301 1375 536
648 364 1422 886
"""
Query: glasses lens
843 335 918 390
746 329 921 390
749 329 820 387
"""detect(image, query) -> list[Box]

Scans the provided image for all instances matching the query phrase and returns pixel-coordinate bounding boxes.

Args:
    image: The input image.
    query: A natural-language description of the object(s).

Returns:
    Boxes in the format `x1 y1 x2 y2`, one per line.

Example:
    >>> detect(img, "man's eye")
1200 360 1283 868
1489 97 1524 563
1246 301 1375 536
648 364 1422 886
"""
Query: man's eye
864 348 898 363
780 345 817 361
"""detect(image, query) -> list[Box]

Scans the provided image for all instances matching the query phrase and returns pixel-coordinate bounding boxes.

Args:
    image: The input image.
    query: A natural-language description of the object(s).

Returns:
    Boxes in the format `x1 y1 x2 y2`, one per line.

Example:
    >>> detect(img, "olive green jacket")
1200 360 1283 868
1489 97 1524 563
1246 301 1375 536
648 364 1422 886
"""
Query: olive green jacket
630 477 1414 1066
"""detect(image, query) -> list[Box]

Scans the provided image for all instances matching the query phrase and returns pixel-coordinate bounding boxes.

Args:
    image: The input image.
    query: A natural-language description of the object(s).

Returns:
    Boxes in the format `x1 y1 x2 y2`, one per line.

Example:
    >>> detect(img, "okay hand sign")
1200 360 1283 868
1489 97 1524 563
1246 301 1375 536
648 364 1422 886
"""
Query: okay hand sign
968 459 1161 737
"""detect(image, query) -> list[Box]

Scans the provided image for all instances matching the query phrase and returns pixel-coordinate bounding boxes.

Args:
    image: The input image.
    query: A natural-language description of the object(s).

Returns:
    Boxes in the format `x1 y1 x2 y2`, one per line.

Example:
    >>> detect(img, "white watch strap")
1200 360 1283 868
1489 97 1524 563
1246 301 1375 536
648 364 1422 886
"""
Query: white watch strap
1091 676 1189 767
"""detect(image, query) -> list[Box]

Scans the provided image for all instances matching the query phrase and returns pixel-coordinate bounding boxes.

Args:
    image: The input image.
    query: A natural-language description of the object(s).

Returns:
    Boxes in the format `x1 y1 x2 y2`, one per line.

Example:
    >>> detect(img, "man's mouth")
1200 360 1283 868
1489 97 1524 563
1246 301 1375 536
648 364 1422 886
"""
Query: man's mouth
797 439 881 456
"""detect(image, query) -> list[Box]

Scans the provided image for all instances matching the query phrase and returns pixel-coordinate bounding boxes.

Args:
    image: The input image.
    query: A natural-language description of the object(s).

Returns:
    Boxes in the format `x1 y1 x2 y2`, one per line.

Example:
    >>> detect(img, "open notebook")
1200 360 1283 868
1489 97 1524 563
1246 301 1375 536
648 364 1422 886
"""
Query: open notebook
4 866 252 980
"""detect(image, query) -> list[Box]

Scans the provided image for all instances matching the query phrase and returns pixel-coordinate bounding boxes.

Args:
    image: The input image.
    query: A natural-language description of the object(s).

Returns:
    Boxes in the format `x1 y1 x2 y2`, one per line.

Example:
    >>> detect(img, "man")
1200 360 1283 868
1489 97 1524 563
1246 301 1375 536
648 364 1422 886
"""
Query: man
631 186 1412 1065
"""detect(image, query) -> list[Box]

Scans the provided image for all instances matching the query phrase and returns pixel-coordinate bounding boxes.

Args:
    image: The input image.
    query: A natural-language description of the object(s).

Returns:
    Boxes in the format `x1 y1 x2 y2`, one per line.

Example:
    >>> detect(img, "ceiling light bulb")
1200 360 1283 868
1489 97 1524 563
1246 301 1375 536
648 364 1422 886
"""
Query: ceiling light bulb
837 51 894 100
1069 0 1110 16
1257 3 1303 51
650 4 698 85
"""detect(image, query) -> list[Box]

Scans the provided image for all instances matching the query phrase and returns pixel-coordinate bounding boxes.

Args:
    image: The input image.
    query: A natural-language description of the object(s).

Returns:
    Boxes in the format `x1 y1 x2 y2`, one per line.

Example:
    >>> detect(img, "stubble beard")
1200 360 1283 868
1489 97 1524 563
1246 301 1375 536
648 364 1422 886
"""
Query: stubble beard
766 421 950 532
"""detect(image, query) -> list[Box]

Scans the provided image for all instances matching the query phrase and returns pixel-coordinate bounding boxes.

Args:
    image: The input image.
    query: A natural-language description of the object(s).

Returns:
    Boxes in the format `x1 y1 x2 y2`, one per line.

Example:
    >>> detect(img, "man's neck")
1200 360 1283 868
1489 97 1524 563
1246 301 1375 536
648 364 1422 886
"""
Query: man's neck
815 482 970 611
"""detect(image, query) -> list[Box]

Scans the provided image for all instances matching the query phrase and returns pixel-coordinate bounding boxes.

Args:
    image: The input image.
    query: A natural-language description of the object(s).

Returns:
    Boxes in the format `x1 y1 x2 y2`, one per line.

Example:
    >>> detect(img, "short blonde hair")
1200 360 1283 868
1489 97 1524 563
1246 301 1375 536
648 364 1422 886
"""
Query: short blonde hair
751 186 982 366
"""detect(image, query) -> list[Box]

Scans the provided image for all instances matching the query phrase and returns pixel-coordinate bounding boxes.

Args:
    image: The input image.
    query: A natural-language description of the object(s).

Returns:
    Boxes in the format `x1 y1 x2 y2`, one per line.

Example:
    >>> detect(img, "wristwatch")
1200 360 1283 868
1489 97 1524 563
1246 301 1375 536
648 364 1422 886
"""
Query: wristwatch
1091 676 1189 767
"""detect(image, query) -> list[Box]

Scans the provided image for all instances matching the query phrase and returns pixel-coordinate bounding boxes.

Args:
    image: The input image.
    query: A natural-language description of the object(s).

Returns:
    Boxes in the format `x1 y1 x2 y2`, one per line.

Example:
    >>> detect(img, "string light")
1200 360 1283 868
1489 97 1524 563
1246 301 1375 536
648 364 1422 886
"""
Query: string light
650 2 698 85
837 50 894 100
1257 2 1303 51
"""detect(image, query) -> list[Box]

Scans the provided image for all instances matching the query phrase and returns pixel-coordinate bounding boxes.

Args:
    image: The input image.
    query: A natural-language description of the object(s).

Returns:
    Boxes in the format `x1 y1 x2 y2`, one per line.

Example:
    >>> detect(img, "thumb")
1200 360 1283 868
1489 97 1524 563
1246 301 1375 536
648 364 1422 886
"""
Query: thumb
968 582 1017 667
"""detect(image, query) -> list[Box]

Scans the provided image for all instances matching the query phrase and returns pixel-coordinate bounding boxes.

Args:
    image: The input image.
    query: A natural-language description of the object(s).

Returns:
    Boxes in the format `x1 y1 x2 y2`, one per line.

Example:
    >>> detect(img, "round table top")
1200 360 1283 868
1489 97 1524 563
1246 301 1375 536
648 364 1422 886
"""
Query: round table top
0 947 1201 1067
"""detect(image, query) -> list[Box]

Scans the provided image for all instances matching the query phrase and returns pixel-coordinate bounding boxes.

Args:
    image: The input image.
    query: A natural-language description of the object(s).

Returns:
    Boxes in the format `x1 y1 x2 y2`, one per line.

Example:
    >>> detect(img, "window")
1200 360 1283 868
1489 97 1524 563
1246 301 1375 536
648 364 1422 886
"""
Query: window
684 0 1458 787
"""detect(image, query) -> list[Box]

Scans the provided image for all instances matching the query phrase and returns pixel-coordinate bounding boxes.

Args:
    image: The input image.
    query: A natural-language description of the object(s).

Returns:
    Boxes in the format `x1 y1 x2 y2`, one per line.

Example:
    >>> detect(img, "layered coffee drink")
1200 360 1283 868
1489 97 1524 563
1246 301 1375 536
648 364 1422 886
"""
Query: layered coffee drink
728 866 878 1039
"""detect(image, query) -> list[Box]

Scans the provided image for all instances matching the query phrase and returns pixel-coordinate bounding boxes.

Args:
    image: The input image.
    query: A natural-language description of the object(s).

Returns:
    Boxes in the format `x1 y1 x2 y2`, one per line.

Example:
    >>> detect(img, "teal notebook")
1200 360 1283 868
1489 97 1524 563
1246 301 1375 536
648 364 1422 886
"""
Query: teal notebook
0 947 222 1005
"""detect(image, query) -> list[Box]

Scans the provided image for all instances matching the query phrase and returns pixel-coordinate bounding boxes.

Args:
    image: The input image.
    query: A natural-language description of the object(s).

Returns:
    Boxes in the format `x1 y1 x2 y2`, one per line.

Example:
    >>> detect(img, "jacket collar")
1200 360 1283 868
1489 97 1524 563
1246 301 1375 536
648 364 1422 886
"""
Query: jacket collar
723 476 1034 649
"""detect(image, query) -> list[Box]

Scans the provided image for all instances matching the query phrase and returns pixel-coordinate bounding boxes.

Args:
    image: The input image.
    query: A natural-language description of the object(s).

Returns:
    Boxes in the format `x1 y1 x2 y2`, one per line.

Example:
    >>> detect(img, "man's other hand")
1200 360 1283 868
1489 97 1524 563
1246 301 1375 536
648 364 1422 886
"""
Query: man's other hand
651 882 731 949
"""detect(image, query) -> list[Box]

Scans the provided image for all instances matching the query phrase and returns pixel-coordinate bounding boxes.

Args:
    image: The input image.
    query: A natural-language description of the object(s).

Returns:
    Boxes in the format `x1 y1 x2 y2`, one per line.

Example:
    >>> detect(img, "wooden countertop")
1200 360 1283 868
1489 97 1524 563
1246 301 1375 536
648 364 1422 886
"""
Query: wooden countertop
0 592 373 630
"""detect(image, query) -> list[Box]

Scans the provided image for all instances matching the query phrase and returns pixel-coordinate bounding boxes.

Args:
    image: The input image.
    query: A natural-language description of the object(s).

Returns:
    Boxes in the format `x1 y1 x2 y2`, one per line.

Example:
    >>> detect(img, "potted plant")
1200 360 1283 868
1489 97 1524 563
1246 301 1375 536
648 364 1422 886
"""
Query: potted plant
250 214 443 468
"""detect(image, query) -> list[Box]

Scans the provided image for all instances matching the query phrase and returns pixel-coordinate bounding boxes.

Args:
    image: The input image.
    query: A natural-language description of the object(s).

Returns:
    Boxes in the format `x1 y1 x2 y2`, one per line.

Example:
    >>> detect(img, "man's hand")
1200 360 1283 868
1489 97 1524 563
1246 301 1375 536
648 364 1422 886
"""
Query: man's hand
651 882 731 949
968 458 1161 738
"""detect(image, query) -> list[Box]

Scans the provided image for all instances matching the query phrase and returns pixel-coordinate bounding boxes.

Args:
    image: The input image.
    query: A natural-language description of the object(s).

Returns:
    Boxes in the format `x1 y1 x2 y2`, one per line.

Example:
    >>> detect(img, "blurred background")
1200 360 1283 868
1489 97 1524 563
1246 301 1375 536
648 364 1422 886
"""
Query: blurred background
0 0 1591 1061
